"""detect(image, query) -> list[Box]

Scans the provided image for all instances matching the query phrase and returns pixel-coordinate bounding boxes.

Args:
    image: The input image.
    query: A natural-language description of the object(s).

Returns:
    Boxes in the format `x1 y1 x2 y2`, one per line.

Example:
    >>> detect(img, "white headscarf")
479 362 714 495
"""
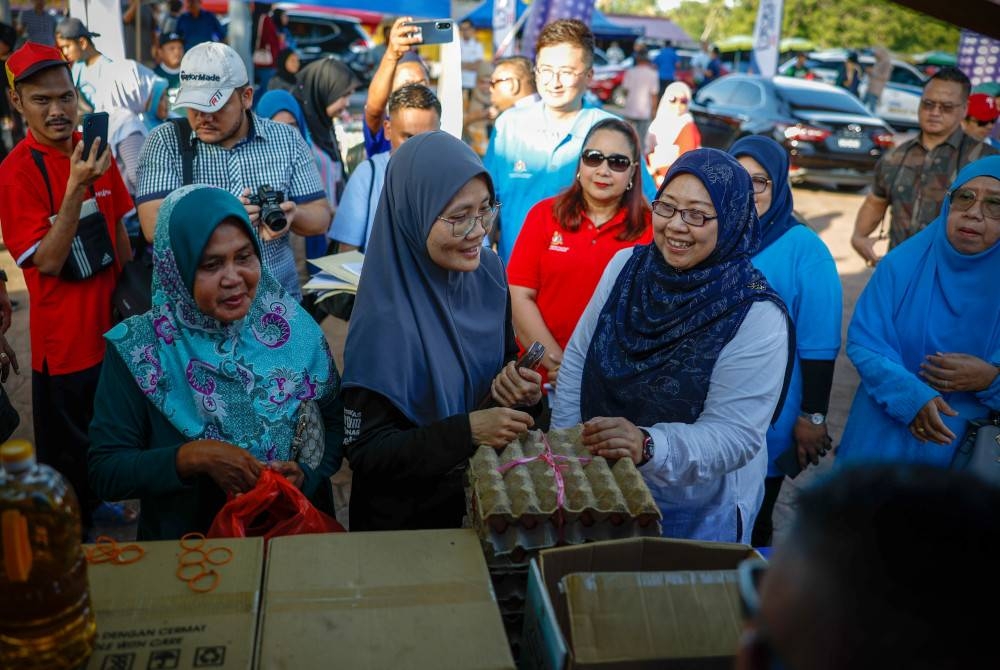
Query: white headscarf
646 82 695 168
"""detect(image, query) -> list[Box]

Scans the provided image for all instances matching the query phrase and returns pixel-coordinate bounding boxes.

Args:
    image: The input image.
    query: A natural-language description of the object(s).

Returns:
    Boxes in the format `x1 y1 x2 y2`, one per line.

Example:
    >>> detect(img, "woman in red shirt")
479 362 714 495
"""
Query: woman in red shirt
508 118 652 388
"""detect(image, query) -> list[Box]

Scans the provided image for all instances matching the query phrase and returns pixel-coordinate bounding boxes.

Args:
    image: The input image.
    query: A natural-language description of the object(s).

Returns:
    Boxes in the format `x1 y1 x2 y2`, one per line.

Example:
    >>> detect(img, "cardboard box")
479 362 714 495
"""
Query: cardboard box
520 538 760 670
256 529 516 669
85 537 264 670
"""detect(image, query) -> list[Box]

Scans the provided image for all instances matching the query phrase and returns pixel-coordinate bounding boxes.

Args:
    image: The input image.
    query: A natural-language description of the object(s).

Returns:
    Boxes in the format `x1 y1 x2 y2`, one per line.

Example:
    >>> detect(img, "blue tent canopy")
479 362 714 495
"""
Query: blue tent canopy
304 0 450 18
462 1 641 38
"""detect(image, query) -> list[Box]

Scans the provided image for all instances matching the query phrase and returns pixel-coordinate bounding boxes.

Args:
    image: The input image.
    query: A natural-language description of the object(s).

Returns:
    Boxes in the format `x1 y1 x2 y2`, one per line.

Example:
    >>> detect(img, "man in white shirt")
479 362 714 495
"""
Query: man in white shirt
621 47 660 146
459 19 483 101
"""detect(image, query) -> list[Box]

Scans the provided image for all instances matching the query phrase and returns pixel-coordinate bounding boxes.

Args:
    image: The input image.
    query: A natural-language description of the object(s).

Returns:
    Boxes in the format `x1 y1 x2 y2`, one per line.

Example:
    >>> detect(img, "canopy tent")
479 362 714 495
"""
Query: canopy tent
911 50 958 67
461 1 639 38
293 0 448 16
603 14 691 45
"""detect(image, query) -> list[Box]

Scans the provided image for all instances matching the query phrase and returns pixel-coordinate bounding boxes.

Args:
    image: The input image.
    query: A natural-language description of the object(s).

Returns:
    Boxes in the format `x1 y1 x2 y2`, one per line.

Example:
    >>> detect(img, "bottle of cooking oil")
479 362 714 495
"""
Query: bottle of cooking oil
0 439 96 669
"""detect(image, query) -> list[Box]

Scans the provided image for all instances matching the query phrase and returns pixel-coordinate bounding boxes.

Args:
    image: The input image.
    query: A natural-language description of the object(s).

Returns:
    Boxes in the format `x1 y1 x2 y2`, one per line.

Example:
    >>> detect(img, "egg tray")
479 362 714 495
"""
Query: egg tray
466 426 662 557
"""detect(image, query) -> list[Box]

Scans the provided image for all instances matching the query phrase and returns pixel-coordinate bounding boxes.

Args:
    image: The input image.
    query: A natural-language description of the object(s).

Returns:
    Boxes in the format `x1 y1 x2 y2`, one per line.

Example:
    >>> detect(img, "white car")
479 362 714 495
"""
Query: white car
779 51 927 131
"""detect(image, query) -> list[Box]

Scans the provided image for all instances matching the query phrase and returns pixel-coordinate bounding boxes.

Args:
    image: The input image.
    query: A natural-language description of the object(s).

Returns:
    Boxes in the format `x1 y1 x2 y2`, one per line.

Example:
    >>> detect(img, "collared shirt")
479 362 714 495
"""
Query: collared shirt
507 196 652 357
483 100 658 261
175 11 227 50
135 113 327 300
873 126 997 247
0 131 132 374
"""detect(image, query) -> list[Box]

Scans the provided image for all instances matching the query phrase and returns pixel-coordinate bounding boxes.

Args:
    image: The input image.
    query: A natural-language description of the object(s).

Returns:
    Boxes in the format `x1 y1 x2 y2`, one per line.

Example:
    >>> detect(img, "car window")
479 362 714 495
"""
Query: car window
890 65 924 87
694 78 741 106
289 17 341 44
729 81 764 108
777 85 870 115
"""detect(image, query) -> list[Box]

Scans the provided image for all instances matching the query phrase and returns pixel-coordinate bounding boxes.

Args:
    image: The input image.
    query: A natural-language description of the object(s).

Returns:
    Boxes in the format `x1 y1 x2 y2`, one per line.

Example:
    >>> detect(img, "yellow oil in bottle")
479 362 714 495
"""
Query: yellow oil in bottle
0 440 96 669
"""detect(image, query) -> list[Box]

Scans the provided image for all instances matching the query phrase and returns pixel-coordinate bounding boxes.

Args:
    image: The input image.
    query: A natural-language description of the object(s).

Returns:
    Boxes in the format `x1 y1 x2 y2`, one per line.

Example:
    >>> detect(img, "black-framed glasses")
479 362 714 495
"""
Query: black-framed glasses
751 175 772 194
534 66 584 85
950 188 1000 219
490 76 515 88
650 200 718 227
437 203 502 238
581 149 634 173
920 98 962 113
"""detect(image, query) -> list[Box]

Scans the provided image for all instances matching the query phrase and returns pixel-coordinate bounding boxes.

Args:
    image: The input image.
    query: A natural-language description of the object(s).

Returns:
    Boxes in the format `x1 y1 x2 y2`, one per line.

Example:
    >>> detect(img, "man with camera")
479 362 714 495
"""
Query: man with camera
0 43 133 537
135 42 331 300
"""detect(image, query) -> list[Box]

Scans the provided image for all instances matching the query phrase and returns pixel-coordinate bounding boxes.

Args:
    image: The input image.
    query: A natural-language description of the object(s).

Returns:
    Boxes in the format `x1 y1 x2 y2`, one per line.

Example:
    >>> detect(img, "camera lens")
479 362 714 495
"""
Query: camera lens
262 206 286 232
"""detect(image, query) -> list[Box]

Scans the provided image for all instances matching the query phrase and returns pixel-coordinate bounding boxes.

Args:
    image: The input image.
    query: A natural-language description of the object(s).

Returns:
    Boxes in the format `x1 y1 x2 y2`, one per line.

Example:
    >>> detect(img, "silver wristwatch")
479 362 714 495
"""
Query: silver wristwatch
800 412 826 425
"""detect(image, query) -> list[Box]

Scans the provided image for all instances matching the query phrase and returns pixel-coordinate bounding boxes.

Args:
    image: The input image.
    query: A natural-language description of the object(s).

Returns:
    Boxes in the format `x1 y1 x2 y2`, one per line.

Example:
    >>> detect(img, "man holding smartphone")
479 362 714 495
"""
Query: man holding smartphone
0 43 133 539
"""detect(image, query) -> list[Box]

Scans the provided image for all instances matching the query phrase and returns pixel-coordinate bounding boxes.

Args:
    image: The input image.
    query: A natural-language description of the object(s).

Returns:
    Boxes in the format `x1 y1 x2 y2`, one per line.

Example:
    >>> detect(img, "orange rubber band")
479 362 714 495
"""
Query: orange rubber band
178 548 207 566
93 535 118 547
176 562 207 582
204 546 233 566
113 544 146 565
188 569 220 593
179 532 206 551
85 544 118 564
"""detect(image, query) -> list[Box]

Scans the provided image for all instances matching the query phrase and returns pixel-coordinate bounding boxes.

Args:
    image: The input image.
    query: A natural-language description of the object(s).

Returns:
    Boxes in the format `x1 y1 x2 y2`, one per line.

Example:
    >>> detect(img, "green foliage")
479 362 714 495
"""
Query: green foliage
600 0 961 55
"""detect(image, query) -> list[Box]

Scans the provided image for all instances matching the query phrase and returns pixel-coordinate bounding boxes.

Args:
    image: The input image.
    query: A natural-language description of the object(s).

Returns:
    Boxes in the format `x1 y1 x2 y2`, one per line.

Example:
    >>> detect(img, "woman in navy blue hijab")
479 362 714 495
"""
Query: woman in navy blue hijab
730 135 842 547
552 148 791 544
342 131 543 531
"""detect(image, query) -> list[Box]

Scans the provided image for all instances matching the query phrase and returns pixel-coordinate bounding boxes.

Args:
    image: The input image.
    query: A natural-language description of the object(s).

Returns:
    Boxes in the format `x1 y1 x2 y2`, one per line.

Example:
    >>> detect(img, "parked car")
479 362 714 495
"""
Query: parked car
690 75 895 187
778 50 926 130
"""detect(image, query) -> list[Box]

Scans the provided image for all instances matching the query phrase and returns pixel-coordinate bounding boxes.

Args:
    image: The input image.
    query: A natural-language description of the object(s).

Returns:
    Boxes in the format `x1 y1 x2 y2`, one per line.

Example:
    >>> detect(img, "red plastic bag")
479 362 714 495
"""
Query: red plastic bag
207 469 345 539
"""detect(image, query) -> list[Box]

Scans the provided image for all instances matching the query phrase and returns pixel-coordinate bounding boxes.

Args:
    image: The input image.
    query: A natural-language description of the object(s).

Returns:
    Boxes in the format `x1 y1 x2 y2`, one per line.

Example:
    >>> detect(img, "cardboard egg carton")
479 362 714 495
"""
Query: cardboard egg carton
467 427 662 557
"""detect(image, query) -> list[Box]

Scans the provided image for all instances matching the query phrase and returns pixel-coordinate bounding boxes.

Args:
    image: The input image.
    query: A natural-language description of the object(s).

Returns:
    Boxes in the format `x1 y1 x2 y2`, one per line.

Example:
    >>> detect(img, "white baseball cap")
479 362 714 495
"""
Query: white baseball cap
174 42 249 113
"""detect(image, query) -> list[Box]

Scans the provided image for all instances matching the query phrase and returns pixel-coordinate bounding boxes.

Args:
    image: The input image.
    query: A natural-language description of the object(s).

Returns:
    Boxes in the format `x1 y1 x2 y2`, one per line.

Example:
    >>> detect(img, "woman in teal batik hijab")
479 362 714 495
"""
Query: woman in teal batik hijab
89 185 344 540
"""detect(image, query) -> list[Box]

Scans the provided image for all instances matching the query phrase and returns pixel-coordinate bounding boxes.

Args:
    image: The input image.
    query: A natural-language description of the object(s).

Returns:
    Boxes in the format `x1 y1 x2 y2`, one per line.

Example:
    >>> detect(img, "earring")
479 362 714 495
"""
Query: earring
627 179 633 190
576 172 581 181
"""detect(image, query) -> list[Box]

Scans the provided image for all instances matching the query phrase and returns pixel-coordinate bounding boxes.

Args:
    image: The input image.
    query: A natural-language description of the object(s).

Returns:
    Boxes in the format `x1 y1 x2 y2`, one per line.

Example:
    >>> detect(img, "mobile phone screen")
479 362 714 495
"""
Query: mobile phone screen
82 111 109 160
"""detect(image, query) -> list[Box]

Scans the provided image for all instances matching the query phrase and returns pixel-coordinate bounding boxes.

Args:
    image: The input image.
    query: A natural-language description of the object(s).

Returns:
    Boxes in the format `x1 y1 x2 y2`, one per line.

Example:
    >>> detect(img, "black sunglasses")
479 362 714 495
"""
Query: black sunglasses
581 149 634 172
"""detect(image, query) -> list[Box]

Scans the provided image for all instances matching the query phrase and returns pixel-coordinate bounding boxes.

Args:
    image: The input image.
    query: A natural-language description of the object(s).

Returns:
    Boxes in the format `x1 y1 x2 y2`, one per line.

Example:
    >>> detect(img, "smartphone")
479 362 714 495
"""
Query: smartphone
405 19 454 45
516 341 546 371
81 111 109 160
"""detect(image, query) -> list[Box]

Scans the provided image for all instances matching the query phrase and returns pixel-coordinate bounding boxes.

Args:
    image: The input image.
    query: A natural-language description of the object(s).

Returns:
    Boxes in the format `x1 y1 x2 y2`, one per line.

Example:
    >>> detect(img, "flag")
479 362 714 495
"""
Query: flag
493 0 518 58
957 30 1000 86
751 0 784 77
521 0 596 59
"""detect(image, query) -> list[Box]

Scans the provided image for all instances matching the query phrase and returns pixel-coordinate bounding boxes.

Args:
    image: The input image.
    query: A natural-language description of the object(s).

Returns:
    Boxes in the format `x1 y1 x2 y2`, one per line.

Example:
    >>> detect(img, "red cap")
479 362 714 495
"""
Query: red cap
4 42 68 89
967 93 999 122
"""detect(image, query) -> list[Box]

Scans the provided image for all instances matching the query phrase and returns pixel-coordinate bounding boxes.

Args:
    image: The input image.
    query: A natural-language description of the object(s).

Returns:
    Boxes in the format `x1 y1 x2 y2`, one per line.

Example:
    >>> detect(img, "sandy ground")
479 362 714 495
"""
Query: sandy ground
0 183 873 541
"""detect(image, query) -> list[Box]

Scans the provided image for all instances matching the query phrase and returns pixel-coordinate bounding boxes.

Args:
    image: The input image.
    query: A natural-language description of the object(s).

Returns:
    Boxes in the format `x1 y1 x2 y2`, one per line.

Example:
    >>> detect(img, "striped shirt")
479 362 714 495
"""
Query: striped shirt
136 113 327 300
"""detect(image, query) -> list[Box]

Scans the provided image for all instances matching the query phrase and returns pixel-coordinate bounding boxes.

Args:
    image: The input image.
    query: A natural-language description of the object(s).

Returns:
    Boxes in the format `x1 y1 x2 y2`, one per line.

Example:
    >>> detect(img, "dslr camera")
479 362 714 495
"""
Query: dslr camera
248 185 287 232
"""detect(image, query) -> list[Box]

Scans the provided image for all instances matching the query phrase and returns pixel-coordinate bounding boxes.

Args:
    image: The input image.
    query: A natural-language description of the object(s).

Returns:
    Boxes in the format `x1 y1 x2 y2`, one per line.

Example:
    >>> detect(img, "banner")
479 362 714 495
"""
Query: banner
957 30 1000 86
68 0 125 61
750 0 784 77
521 0 595 59
493 0 517 58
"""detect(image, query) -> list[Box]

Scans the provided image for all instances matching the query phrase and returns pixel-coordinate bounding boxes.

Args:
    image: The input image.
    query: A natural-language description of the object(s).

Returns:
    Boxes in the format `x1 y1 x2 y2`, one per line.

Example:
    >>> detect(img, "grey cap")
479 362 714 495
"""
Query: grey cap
56 17 100 40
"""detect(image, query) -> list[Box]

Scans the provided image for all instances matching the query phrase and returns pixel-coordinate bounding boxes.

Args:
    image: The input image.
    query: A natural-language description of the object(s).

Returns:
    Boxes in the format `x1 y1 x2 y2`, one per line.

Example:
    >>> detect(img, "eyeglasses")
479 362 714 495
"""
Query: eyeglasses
668 96 689 104
580 149 634 173
750 175 772 194
437 203 502 238
651 200 718 227
950 188 1000 219
968 117 997 127
534 66 584 85
489 77 515 88
920 98 962 113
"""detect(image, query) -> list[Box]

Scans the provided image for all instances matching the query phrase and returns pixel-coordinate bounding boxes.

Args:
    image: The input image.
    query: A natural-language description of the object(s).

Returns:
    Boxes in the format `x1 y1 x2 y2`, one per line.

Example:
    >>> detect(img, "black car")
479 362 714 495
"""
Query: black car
283 9 375 83
690 75 895 186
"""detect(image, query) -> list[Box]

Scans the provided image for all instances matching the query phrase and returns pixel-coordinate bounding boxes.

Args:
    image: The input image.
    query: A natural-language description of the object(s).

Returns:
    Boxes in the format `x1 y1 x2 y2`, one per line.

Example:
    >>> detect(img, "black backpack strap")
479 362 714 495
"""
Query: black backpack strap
29 148 55 215
169 117 196 186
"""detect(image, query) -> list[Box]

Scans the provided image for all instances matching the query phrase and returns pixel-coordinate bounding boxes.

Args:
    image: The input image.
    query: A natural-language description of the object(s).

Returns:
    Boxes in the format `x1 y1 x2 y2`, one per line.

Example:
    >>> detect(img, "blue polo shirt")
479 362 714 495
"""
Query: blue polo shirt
176 10 226 50
751 224 842 476
484 100 657 261
655 47 677 81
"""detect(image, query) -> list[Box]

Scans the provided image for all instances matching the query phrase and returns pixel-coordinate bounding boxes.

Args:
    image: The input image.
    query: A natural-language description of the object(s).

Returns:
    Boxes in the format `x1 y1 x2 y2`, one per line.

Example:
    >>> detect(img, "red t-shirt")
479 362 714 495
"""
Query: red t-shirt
507 196 653 357
0 131 132 374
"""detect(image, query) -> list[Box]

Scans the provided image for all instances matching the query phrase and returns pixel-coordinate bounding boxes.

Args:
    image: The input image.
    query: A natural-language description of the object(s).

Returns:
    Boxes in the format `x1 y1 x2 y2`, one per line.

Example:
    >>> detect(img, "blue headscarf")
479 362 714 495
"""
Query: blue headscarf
728 135 801 252
105 185 337 462
257 89 310 142
851 156 1000 391
581 148 788 426
342 131 507 426
143 78 171 132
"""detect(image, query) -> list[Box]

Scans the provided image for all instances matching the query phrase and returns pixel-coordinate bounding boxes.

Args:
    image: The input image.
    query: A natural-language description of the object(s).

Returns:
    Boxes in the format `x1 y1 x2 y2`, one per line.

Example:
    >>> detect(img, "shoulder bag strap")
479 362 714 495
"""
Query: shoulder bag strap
29 148 55 215
170 117 196 186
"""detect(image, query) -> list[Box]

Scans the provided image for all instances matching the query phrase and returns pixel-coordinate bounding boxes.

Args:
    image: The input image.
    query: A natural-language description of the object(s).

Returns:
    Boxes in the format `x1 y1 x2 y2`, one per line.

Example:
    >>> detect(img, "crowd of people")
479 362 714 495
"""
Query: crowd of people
0 5 996 584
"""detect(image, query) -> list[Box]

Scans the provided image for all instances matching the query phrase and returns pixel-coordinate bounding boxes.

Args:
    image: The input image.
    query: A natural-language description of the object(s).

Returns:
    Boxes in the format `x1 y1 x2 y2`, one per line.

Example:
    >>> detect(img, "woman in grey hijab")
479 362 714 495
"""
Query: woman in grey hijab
342 131 543 531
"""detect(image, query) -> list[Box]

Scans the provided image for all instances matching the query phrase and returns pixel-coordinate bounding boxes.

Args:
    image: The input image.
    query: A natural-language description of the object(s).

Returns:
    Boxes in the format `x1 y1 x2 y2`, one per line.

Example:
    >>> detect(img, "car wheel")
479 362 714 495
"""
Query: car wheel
611 86 627 108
